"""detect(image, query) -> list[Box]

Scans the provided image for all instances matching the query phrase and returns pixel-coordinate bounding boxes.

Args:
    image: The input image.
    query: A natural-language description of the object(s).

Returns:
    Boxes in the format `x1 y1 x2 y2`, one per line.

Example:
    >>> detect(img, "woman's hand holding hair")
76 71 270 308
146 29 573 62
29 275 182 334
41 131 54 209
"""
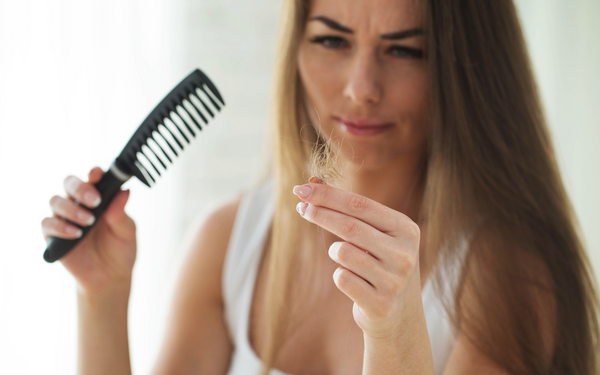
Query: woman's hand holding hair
293 180 434 374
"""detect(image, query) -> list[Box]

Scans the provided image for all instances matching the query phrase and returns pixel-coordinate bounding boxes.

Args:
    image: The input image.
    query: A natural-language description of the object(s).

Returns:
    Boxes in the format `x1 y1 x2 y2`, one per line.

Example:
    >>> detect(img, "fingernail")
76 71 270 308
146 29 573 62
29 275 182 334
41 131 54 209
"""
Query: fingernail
66 226 83 237
293 185 312 198
309 176 323 184
296 202 307 216
329 242 342 258
333 267 343 282
77 211 95 226
84 192 101 207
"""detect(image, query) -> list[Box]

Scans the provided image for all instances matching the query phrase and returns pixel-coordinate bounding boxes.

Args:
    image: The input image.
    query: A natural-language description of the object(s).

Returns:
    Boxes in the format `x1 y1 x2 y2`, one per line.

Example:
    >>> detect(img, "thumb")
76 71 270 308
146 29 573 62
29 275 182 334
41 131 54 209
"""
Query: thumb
103 190 136 240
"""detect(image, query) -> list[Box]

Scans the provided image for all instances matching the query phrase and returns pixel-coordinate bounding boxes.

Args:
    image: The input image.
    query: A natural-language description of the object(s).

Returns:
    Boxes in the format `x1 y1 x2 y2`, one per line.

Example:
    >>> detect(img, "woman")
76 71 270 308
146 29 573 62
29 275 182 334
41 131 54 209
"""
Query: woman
41 0 600 374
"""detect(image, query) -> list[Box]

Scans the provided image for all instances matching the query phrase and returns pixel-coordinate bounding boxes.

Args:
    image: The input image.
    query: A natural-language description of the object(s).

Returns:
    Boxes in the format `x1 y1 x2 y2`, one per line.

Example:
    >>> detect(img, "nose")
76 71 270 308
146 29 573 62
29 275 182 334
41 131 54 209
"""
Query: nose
343 52 382 105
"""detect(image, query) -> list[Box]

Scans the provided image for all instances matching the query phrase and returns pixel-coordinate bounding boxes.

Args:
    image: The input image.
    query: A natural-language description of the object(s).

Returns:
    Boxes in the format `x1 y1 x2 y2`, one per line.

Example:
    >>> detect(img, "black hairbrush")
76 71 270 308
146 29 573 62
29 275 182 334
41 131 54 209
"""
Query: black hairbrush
43 68 225 263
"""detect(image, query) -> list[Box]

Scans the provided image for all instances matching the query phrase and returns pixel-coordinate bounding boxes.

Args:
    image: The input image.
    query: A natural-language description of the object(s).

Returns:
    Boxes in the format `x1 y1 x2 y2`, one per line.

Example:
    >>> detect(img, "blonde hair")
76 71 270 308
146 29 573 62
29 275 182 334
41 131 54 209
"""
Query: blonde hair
258 1 600 374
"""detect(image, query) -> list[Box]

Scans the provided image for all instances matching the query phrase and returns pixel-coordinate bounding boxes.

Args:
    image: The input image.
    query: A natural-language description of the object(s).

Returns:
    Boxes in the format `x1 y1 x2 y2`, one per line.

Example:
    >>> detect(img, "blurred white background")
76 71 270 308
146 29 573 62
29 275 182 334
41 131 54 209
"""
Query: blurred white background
0 0 598 374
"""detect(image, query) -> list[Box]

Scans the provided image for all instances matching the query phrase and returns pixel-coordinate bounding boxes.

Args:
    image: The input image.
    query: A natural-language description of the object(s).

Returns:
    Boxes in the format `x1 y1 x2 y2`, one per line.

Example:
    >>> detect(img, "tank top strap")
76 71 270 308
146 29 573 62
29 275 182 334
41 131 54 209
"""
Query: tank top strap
222 181 276 342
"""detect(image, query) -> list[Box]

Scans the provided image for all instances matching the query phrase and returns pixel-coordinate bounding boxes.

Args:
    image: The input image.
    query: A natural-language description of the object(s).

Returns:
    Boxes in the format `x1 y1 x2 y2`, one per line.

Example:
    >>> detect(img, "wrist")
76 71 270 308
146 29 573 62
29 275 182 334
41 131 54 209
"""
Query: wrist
364 278 426 344
77 279 132 306
363 300 434 375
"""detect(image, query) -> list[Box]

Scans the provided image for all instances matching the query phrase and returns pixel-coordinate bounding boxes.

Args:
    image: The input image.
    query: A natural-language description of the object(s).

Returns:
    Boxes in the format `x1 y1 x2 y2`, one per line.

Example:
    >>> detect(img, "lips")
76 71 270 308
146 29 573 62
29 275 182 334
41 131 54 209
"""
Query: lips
333 116 394 137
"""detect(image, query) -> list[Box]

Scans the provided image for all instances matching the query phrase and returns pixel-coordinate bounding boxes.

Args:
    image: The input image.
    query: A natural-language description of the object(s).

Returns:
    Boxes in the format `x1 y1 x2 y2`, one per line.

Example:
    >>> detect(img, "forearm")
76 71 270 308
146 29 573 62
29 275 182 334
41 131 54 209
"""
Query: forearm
362 286 434 375
77 281 133 375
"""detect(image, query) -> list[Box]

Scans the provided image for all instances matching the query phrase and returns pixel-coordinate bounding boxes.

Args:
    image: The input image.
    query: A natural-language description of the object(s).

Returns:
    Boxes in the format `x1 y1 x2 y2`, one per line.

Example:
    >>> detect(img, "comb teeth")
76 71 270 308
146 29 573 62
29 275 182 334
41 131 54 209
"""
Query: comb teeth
116 69 225 187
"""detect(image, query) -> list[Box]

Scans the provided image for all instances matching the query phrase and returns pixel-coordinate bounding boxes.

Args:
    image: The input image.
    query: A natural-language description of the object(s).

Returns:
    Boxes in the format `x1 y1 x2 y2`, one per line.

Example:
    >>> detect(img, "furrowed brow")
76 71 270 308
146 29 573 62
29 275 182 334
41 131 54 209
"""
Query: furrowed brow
308 16 354 34
380 28 424 40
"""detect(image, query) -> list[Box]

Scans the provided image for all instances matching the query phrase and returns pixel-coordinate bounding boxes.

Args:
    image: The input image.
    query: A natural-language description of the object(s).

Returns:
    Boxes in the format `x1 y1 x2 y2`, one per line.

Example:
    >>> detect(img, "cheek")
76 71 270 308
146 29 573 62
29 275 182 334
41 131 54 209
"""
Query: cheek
390 69 429 119
388 68 430 138
381 68 430 157
298 45 344 113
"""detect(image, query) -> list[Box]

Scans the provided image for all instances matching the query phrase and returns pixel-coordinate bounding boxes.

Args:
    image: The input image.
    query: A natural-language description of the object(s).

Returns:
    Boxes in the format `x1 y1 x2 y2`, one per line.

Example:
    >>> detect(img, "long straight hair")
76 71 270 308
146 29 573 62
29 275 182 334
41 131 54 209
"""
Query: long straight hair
259 1 600 374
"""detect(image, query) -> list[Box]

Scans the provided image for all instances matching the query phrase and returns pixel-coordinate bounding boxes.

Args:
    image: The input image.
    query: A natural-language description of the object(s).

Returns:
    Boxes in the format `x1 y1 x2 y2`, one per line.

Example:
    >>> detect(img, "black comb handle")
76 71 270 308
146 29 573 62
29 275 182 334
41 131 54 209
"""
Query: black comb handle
43 162 132 263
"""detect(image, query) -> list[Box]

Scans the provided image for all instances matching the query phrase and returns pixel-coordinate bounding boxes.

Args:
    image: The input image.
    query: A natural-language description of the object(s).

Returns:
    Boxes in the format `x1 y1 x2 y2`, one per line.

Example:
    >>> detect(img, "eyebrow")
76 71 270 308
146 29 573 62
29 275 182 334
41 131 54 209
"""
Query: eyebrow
308 16 424 40
309 16 354 33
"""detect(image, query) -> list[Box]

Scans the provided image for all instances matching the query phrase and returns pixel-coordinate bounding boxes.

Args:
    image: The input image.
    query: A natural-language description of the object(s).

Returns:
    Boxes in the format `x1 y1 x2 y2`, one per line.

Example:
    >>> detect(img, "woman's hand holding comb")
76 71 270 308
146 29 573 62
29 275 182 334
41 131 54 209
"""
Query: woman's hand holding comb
41 167 137 296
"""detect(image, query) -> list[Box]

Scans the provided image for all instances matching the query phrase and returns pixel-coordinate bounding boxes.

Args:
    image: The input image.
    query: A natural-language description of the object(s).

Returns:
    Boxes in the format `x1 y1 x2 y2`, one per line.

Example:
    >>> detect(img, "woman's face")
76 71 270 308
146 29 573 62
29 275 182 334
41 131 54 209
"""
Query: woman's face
298 0 429 170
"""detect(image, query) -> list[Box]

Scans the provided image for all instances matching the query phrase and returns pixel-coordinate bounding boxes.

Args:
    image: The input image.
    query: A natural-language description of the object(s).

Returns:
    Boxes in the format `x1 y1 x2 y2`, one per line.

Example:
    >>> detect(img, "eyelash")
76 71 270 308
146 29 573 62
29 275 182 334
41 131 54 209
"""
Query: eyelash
309 36 424 59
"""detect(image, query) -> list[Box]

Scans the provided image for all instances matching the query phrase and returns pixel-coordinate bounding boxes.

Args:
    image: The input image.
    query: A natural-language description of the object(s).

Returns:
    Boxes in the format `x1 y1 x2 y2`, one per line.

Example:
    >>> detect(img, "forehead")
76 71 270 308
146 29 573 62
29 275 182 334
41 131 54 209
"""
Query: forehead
307 0 423 32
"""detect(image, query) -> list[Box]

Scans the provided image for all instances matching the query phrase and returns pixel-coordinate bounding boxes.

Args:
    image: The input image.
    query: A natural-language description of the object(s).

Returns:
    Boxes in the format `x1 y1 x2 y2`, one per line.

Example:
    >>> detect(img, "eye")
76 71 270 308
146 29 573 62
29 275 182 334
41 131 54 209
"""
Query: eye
388 46 424 59
309 36 349 49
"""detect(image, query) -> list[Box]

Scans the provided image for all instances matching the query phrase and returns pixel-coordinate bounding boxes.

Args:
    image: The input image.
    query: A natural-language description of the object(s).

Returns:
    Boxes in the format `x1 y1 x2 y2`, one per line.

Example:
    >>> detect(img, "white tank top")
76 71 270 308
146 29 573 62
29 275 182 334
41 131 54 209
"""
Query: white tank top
222 183 458 375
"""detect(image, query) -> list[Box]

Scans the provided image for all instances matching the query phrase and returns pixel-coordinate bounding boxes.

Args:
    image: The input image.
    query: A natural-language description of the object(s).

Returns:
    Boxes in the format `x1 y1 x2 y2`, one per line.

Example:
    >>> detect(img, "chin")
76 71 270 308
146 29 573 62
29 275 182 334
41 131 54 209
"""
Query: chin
335 140 402 170
316 124 421 170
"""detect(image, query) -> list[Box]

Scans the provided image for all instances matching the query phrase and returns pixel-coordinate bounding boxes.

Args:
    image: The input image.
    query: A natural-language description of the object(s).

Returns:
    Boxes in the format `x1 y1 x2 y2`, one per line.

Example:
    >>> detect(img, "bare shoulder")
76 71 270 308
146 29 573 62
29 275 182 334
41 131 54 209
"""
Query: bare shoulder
186 197 242 272
174 196 242 306
151 196 242 375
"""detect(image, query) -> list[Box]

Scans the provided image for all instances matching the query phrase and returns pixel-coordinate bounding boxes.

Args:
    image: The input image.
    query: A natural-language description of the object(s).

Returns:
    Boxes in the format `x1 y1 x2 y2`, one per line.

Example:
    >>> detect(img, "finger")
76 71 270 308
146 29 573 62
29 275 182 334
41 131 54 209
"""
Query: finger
63 175 102 209
329 242 382 286
41 216 83 242
333 242 415 299
333 266 375 308
49 195 95 227
299 202 393 261
103 190 136 241
293 182 412 236
88 167 104 184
